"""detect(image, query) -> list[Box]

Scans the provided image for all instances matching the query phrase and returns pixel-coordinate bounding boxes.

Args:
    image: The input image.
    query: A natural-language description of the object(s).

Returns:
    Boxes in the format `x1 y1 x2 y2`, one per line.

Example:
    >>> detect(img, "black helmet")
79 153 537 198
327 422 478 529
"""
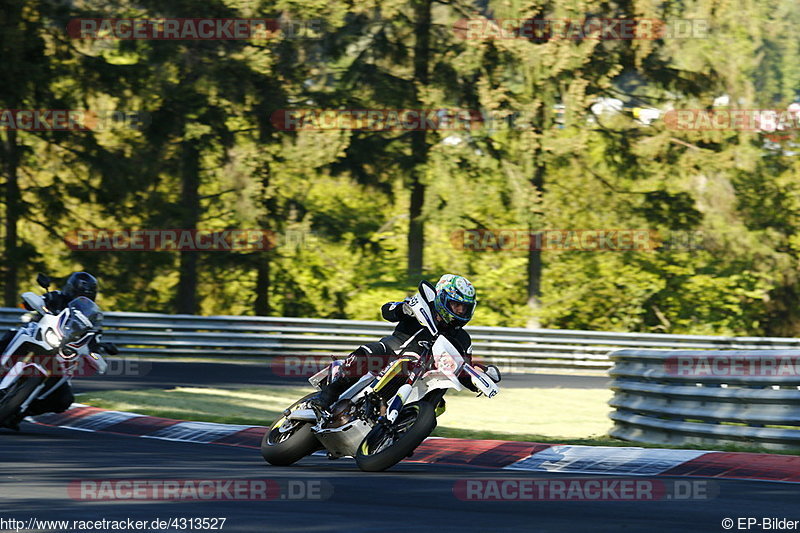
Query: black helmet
62 272 98 301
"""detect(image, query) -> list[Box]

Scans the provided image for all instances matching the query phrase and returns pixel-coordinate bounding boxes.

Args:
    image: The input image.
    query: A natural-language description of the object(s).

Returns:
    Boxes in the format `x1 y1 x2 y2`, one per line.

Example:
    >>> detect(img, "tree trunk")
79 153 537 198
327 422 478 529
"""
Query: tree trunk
527 226 542 308
527 168 544 328
255 259 270 315
407 178 425 277
527 104 547 328
254 160 274 316
176 140 200 314
2 130 20 307
407 0 432 278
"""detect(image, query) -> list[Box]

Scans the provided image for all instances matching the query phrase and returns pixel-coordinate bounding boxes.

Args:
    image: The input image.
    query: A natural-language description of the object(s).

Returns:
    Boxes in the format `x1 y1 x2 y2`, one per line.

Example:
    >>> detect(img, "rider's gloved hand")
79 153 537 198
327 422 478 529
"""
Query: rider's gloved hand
98 342 119 355
458 374 480 392
20 311 39 323
401 298 415 316
475 363 501 383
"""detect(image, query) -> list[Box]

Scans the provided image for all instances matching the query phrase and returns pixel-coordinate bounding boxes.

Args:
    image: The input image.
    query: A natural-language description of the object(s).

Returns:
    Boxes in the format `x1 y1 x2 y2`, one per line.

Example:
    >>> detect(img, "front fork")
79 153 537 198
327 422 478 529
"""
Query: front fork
1 351 56 413
18 379 48 412
385 383 413 423
370 355 424 424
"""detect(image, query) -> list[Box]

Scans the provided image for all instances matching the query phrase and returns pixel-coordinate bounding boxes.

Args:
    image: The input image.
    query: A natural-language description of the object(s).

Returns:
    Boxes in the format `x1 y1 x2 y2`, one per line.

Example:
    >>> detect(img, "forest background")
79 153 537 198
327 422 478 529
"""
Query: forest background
3 0 800 336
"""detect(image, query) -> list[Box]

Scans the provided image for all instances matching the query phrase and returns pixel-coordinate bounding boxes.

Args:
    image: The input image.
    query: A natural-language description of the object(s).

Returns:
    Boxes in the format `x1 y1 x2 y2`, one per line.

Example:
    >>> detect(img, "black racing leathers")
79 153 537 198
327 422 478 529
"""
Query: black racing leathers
338 299 479 392
42 290 70 314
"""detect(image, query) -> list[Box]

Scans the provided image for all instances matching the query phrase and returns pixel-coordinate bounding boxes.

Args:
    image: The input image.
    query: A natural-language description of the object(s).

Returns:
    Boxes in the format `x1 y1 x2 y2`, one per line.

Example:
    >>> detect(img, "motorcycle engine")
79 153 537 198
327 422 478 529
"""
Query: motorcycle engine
327 399 355 428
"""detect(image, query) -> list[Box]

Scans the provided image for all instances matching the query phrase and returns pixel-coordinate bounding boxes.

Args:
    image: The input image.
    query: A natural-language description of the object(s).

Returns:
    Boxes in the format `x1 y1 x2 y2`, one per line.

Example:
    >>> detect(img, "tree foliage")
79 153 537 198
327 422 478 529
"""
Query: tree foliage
1 0 799 335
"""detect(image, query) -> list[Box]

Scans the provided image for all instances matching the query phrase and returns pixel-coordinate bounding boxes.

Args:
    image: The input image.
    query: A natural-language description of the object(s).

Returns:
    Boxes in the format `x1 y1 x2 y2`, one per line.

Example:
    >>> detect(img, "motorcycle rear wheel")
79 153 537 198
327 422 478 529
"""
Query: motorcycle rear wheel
355 401 436 472
261 392 322 466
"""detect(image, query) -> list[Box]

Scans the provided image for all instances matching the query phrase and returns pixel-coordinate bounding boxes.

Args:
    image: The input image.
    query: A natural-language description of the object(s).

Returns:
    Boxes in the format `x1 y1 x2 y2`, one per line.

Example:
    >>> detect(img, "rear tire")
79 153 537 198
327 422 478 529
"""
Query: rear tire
261 393 322 466
0 377 44 429
355 401 436 472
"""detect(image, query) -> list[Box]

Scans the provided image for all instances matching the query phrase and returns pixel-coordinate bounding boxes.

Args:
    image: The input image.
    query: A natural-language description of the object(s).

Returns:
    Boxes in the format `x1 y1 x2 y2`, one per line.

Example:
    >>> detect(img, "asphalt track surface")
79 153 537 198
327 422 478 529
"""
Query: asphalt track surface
7 361 798 532
2 422 799 533
71 359 610 394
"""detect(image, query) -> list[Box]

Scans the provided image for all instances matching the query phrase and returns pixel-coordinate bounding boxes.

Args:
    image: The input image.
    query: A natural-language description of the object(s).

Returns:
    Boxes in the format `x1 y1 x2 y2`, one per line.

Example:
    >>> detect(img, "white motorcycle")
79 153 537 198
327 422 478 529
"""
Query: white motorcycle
261 280 500 472
0 275 108 430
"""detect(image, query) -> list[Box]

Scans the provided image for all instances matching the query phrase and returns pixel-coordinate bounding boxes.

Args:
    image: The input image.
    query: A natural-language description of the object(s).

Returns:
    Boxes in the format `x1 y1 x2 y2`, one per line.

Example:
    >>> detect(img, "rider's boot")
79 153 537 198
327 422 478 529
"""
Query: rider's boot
2 412 23 431
309 376 358 411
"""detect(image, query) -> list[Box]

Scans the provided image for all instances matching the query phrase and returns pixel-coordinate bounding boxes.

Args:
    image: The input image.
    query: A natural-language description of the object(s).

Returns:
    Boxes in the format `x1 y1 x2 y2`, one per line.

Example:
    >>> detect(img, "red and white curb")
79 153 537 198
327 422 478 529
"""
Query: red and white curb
505 445 709 476
27 404 800 483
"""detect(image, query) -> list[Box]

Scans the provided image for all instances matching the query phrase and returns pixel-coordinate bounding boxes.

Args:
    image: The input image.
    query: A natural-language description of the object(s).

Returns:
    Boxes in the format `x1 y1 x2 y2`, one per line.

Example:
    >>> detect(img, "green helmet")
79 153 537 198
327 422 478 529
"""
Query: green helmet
434 274 476 327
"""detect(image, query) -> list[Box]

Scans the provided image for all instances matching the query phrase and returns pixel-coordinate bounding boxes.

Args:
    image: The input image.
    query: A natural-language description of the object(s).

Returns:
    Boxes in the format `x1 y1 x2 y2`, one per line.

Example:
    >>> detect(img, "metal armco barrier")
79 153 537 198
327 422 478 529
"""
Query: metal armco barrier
3 307 800 371
609 349 800 450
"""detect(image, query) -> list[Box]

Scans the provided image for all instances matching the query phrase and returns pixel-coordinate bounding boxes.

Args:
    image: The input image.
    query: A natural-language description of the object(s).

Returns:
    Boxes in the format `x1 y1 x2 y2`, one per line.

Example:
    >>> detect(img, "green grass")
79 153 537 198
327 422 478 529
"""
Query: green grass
436 386 614 438
77 385 614 436
75 385 800 455
76 386 313 427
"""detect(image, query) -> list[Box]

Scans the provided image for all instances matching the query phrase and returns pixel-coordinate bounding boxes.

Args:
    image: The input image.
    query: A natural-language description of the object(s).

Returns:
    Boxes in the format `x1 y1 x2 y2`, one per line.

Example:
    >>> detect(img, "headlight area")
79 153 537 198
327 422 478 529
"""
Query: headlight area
44 328 61 349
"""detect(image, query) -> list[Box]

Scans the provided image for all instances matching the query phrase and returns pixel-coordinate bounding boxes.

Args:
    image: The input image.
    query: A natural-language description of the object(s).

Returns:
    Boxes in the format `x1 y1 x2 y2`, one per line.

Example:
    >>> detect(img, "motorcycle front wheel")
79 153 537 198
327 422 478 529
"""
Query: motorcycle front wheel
0 377 44 428
355 401 436 472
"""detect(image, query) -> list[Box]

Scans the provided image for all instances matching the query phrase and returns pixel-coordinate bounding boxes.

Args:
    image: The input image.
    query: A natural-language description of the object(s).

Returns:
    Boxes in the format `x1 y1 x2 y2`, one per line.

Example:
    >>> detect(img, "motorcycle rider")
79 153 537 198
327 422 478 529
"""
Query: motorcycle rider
0 272 115 429
0 272 100 351
310 273 494 411
41 271 99 314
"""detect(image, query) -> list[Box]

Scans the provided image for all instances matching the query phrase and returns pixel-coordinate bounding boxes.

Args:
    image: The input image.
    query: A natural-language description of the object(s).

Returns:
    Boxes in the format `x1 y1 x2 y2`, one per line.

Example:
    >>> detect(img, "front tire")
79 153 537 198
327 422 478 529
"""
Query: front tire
261 393 321 466
0 377 44 429
355 401 436 472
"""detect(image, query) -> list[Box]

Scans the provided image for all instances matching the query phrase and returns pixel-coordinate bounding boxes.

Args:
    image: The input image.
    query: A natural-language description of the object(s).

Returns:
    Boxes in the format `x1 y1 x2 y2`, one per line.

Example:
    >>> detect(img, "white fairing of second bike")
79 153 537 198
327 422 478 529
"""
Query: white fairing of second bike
2 327 38 368
1 313 65 366
86 352 108 375
0 361 49 390
0 315 55 390
0 308 96 407
21 292 47 315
